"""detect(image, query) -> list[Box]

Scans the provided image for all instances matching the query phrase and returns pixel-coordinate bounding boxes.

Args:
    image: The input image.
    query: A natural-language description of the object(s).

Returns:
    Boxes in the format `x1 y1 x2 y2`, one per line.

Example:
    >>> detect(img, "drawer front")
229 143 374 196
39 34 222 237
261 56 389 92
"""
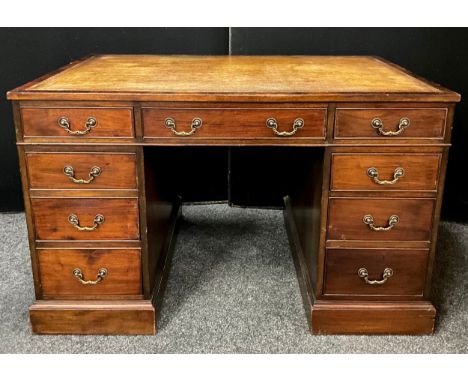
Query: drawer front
31 198 139 240
38 249 142 297
335 108 447 139
143 107 327 139
21 107 134 138
331 153 441 191
328 198 434 242
324 248 428 297
26 152 137 189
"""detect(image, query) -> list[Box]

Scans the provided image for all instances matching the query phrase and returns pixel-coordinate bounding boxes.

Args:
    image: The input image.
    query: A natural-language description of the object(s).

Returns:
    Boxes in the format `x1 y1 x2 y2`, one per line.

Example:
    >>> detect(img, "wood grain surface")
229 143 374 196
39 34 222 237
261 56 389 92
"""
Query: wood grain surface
323 248 429 298
26 152 137 189
30 300 155 334
311 300 436 334
31 198 139 240
335 108 447 139
38 249 142 297
330 153 441 191
327 197 435 242
21 107 134 138
143 106 326 139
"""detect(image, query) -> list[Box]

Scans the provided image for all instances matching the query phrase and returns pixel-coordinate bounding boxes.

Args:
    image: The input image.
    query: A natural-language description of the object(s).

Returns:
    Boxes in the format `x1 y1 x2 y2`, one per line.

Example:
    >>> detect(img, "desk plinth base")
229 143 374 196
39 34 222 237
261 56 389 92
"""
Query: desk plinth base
29 300 156 335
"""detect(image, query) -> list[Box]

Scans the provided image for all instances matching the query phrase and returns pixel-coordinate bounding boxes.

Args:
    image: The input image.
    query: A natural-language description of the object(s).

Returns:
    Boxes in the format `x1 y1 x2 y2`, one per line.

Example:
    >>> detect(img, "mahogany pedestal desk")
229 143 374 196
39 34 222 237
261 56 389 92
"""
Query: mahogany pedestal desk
7 55 460 335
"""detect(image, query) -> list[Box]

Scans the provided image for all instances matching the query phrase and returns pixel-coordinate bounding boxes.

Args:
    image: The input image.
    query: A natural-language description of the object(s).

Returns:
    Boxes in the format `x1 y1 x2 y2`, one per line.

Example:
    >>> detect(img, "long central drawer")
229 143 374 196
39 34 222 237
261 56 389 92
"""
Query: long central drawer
142 105 327 139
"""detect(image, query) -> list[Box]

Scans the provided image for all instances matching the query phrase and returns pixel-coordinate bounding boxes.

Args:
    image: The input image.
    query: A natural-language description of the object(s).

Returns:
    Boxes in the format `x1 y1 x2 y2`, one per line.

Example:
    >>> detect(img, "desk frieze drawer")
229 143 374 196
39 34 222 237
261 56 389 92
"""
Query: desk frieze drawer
21 107 134 139
31 198 140 241
26 152 137 189
142 106 327 139
334 108 447 139
331 153 441 191
38 249 142 297
323 248 429 298
327 197 435 242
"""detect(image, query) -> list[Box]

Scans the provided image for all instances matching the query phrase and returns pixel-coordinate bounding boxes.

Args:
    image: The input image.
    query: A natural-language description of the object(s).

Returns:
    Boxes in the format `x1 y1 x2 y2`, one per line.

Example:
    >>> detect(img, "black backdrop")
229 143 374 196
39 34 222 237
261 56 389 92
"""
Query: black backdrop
1 28 467 222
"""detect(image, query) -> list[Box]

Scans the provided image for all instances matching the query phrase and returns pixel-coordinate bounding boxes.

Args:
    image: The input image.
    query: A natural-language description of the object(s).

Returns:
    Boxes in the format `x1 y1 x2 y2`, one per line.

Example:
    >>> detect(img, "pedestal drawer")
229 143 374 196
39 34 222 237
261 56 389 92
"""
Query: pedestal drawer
31 198 140 240
38 249 142 297
26 152 137 189
21 107 134 138
327 198 435 242
331 153 441 191
143 106 326 139
335 108 447 139
324 248 429 297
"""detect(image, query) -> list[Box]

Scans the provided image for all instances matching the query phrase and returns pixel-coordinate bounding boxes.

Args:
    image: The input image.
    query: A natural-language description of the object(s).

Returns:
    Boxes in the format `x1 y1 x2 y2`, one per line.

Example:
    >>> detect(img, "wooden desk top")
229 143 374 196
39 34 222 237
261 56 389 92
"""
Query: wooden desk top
8 55 460 102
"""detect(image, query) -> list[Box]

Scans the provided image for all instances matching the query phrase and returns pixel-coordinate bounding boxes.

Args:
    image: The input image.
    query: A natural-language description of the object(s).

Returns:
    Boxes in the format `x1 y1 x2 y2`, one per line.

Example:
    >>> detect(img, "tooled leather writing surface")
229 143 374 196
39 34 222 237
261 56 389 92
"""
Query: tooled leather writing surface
20 55 445 94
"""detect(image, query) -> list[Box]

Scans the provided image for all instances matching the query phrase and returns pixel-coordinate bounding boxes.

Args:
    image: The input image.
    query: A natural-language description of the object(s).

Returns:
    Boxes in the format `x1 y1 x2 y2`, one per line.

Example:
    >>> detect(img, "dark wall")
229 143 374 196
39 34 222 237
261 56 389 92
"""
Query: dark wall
0 27 229 211
1 28 467 222
230 28 468 222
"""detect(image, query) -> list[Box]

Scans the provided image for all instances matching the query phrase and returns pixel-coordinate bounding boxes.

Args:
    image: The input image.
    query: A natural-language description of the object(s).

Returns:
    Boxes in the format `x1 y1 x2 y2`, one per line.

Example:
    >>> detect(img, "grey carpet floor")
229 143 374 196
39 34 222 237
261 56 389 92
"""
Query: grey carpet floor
0 204 467 353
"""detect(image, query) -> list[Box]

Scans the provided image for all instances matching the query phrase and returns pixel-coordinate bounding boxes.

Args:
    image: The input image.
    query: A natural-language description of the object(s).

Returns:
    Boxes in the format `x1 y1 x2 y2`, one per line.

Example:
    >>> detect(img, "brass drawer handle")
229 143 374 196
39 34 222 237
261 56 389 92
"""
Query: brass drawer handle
63 165 102 184
371 117 410 136
165 117 202 136
58 116 97 135
363 214 399 231
266 117 304 137
68 213 105 231
367 167 404 185
358 267 393 285
73 268 108 285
